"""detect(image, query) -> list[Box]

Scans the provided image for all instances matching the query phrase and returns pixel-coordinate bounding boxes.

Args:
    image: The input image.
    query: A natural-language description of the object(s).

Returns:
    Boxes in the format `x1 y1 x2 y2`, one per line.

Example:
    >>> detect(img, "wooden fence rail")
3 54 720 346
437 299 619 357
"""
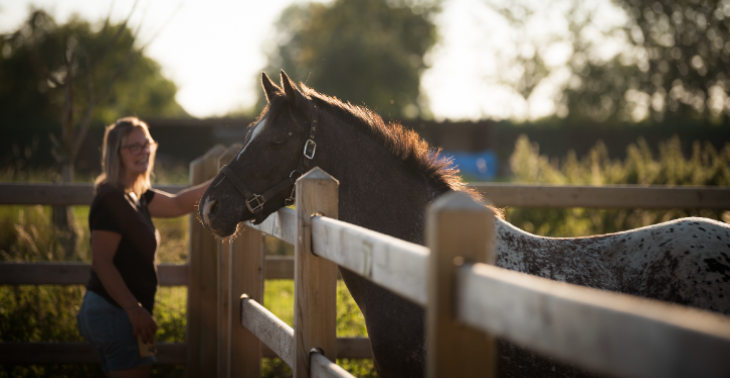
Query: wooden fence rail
470 183 730 209
241 182 730 378
3 182 729 209
0 258 295 285
0 340 371 365
0 183 186 206
0 343 187 365
457 262 730 378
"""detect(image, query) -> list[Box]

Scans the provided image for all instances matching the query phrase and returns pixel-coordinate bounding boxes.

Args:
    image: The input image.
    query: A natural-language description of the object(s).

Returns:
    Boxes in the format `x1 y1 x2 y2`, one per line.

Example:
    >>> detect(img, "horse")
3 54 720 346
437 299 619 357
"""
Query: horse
198 71 730 378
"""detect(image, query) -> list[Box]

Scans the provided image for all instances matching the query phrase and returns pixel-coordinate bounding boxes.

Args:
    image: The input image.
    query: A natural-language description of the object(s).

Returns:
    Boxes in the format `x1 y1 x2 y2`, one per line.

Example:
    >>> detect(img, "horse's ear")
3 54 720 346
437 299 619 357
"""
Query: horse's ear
280 70 309 110
261 72 280 103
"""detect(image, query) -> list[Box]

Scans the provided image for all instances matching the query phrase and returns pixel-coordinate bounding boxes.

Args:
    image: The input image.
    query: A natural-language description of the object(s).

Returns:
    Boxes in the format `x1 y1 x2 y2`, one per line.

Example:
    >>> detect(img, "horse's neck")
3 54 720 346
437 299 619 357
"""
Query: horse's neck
319 124 444 244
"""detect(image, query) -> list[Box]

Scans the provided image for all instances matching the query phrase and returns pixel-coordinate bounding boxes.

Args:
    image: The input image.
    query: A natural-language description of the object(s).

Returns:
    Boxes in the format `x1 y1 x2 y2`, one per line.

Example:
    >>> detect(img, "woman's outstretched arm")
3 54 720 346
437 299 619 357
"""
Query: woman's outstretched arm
148 178 213 218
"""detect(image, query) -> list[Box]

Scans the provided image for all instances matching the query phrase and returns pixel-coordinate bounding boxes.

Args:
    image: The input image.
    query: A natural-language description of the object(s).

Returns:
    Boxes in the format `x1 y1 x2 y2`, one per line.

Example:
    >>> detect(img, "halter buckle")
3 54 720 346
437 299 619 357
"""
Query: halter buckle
284 170 302 206
303 139 316 160
246 194 265 213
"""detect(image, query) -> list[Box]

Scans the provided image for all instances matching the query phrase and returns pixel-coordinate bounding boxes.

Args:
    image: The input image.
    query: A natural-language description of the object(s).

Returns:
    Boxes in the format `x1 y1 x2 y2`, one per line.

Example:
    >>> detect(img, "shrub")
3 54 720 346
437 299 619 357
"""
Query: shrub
505 135 730 236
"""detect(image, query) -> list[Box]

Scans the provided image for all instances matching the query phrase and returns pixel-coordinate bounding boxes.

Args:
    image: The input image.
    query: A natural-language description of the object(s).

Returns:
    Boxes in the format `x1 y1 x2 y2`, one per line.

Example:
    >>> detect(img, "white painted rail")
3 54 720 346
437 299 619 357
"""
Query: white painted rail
240 295 295 367
311 216 429 306
311 352 356 378
246 207 297 245
457 262 730 378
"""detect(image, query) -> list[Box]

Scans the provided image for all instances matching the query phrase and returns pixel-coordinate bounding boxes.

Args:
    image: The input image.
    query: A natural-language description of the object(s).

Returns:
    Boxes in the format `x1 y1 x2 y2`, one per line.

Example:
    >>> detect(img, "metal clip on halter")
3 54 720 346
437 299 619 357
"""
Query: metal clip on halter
303 139 317 160
284 170 302 206
246 194 265 213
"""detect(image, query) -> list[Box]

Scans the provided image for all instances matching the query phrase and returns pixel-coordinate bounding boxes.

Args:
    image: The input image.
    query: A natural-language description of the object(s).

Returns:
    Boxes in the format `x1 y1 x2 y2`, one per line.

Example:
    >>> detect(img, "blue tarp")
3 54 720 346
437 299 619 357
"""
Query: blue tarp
441 150 497 180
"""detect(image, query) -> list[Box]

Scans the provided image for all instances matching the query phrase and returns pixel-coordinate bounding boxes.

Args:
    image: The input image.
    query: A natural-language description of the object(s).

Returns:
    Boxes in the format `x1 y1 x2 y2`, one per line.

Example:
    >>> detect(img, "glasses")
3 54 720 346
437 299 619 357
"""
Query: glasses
122 140 158 155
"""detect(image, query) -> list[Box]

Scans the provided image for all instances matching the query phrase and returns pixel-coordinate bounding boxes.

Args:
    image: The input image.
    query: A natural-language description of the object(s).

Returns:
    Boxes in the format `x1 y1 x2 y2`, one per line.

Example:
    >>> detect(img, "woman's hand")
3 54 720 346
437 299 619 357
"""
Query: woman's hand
148 178 214 218
126 304 158 343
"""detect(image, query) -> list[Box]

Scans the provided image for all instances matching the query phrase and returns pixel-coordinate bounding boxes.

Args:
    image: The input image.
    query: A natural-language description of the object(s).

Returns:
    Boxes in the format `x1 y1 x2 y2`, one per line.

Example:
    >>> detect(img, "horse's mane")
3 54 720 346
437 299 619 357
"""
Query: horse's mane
296 84 483 202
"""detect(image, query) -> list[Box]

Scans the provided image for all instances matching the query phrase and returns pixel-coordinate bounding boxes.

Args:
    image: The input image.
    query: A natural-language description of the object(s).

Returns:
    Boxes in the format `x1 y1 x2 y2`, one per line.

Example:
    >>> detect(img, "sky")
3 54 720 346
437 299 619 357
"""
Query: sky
0 0 627 121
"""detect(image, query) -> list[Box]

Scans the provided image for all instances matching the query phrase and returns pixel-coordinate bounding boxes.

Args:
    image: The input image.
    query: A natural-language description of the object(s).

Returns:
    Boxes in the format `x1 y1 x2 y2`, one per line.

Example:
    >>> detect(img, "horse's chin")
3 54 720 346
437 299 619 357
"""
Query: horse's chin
204 220 239 238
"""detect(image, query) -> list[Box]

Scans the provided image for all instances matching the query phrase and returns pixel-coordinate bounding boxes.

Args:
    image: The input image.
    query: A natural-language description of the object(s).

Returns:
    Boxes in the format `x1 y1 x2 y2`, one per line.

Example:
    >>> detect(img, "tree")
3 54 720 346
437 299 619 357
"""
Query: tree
606 0 730 122
261 0 440 120
0 9 187 128
485 0 730 124
0 8 186 258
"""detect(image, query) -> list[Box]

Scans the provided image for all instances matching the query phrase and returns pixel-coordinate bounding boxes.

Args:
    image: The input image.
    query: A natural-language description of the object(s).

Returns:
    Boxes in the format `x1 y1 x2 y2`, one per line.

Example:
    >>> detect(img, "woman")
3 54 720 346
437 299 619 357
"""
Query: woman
77 117 211 377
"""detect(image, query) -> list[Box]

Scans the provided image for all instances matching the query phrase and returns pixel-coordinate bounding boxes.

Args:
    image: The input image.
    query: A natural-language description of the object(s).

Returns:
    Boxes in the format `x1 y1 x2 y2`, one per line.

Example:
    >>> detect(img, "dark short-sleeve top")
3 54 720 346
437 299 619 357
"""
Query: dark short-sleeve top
86 184 160 313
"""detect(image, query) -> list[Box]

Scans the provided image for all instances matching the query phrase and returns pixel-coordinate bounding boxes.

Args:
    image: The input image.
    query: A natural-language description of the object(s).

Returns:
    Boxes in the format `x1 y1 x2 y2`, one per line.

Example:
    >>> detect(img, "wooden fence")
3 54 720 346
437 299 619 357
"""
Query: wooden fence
1 144 730 377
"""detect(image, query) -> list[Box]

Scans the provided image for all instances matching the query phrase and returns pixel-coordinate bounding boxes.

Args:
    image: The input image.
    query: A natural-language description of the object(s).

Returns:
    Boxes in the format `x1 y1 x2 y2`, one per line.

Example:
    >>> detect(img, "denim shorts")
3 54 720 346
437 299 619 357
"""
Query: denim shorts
76 290 156 372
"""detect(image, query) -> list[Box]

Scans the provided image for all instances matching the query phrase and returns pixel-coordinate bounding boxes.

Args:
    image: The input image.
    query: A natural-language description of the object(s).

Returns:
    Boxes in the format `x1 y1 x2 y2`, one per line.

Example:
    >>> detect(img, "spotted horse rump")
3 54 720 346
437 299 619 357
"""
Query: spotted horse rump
495 217 730 314
493 216 730 377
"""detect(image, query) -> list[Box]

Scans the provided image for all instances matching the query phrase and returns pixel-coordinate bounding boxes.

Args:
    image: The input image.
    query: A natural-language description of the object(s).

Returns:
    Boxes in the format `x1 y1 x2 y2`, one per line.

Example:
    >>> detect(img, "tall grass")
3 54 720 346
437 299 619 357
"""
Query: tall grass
506 135 730 236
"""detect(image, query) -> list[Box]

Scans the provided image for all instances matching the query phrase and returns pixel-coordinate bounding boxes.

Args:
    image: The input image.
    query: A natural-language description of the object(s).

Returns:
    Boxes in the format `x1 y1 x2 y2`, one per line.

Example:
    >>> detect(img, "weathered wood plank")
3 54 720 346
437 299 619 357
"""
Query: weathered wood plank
265 256 295 280
245 207 296 244
0 339 371 365
294 168 339 378
241 296 295 367
471 183 730 209
261 338 371 359
231 227 264 378
217 144 241 378
310 352 356 378
218 229 232 378
0 262 187 286
187 144 225 378
311 217 429 306
0 183 186 206
0 342 186 365
332 337 372 359
426 192 496 378
186 157 206 378
0 258 292 285
457 263 730 378
200 144 225 378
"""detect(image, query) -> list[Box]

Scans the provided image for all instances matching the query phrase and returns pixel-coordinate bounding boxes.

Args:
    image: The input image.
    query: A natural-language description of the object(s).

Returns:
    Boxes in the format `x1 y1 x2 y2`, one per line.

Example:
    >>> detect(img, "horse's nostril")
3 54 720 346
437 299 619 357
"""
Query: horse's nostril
202 198 217 227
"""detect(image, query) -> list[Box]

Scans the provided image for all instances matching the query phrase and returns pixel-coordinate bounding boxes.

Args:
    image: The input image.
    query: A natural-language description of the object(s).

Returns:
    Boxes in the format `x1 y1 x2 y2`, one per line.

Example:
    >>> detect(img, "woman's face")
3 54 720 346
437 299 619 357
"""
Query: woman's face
120 127 154 177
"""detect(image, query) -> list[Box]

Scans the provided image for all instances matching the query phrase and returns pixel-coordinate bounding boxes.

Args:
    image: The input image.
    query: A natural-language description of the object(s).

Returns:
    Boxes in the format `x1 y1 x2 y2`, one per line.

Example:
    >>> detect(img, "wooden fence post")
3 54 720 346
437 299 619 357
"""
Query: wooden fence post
186 144 225 378
216 144 242 378
294 168 339 378
425 191 497 378
231 228 264 377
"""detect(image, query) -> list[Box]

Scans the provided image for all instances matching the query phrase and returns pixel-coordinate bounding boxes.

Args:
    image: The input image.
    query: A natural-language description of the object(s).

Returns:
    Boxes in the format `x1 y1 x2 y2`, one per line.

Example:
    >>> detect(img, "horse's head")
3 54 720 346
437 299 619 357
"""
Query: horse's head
199 70 318 236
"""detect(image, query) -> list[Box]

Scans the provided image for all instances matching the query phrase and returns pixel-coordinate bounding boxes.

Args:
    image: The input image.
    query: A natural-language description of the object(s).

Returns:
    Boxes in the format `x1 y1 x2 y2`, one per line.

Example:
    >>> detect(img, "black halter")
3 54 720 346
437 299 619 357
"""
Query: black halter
220 101 319 224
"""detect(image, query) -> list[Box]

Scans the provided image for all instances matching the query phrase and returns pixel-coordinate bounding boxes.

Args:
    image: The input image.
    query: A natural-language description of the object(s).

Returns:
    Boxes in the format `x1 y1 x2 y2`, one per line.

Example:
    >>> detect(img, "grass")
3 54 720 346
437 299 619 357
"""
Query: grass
261 280 375 378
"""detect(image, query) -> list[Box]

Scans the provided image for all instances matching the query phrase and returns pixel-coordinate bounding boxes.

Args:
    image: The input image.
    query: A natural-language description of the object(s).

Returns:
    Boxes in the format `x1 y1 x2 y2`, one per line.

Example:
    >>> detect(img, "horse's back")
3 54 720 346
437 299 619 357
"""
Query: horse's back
626 217 730 314
495 217 730 315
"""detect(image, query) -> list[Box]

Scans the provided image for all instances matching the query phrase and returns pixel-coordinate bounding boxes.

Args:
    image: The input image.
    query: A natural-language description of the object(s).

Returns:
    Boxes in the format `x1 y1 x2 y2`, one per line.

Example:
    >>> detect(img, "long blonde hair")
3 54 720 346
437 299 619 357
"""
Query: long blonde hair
94 117 156 197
